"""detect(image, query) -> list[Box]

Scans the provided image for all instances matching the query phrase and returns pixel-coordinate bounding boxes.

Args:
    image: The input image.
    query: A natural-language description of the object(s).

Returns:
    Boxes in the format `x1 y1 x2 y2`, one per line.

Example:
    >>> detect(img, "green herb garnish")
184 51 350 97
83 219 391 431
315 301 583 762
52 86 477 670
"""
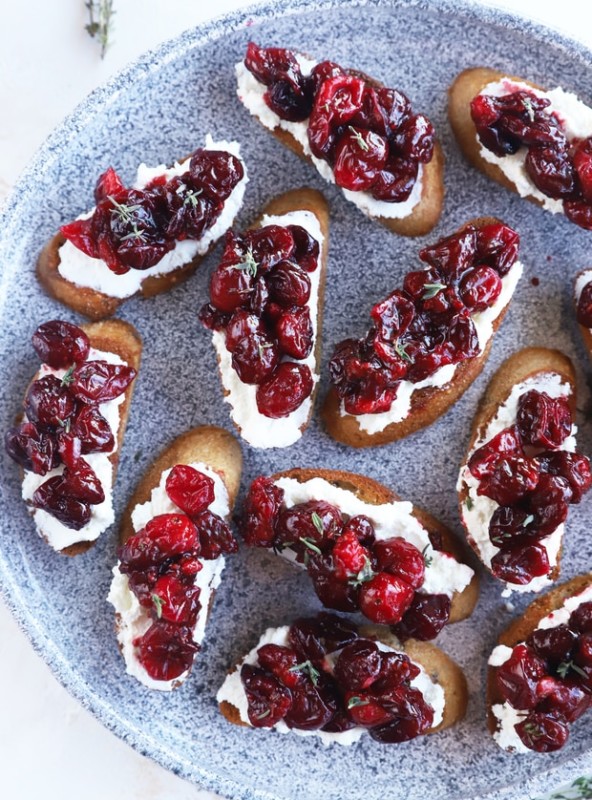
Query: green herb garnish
151 593 165 619
289 660 320 686
348 126 369 152
422 282 446 300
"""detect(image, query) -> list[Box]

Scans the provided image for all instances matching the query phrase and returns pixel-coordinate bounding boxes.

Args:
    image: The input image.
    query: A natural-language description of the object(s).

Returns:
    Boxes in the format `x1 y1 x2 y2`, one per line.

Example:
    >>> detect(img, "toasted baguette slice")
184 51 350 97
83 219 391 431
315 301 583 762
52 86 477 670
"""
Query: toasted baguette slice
218 617 468 738
322 216 521 448
458 347 577 591
237 55 444 237
37 147 247 321
21 319 142 556
110 426 242 690
208 187 329 448
448 67 561 210
574 270 592 358
487 574 592 745
267 467 479 624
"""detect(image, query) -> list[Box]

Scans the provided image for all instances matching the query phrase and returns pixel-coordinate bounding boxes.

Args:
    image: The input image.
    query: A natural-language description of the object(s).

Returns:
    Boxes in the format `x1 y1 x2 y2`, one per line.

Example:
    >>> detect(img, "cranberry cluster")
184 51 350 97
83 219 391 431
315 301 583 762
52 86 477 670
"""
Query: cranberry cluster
329 222 519 415
576 278 592 327
118 464 238 681
468 389 591 585
471 88 592 230
241 477 453 640
496 599 592 752
244 43 435 201
4 320 136 530
199 223 319 418
241 613 434 742
60 148 244 275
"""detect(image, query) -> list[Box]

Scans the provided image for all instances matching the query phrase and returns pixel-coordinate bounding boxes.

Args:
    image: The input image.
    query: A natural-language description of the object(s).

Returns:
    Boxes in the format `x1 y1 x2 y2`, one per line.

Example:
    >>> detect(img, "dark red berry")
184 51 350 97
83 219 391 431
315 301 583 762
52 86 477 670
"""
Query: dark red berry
358 572 414 625
241 476 284 547
516 390 572 449
256 363 313 418
373 537 425 590
70 361 136 404
165 465 215 517
392 593 451 641
32 321 90 368
491 542 550 585
192 510 237 559
496 644 547 709
32 476 92 530
24 376 77 430
135 621 199 682
515 712 569 753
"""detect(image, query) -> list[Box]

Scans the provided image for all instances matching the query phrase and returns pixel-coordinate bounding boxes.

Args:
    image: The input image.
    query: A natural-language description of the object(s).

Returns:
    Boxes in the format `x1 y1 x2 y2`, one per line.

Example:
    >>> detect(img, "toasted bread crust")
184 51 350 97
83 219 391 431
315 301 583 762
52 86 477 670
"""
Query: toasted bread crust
574 271 592 358
486 574 592 735
322 216 517 447
272 467 479 624
448 67 549 208
212 187 329 445
37 232 210 321
457 347 576 583
25 319 143 556
242 65 444 237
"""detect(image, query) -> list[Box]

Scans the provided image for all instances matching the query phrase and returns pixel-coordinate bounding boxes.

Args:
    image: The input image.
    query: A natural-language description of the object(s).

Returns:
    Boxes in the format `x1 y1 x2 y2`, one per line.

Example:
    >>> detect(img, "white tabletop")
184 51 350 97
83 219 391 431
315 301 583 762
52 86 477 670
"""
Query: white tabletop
1 1 591 798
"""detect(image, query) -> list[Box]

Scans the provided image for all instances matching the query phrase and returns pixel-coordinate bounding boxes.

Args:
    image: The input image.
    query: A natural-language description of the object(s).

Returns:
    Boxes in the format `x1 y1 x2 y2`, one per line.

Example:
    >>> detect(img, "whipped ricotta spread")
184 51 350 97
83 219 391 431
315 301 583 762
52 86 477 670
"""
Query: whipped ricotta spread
575 269 592 307
57 137 248 299
457 372 576 596
476 79 592 214
488 583 592 752
273 476 474 597
341 259 523 434
236 58 424 220
107 461 229 691
21 347 126 551
212 208 323 449
216 624 445 745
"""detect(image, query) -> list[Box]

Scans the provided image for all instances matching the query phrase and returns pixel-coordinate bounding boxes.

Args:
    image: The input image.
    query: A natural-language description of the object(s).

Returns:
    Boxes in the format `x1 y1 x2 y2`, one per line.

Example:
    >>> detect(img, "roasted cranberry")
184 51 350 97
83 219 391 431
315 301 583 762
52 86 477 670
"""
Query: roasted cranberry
370 290 415 341
284 679 337 730
468 426 523 479
391 114 435 162
275 307 313 359
165 465 214 517
119 515 199 570
70 361 136 404
516 390 572 449
333 128 388 192
341 515 375 546
573 137 592 203
358 572 414 625
459 266 502 311
373 537 425 590
307 553 360 612
265 79 313 122
241 476 284 547
244 42 300 86
60 459 104 504
564 199 592 230
373 651 420 692
536 676 590 722
345 691 393 727
224 311 264 353
515 712 569 752
210 264 254 313
527 624 576 664
198 302 230 332
491 542 550 585
275 499 343 554
151 574 201 625
192 511 237 559
32 476 92 530
528 474 572 536
392 593 451 641
136 621 199 681
371 157 418 202
577 282 592 327
477 456 539 506
257 644 304 689
247 226 295 272
266 261 311 307
164 177 218 240
377 87 410 131
496 644 547 709
538 451 592 503
369 687 433 743
569 602 592 634
95 166 126 203
32 321 90 368
241 663 292 727
476 222 520 276
489 506 537 547
188 149 244 202
70 406 114 454
5 422 57 475
256 363 313 418
314 74 366 125
288 224 319 272
288 614 358 664
24 376 77 430
419 229 477 276
331 532 371 580
54 429 81 471
231 332 280 384
334 640 382 691
525 147 575 197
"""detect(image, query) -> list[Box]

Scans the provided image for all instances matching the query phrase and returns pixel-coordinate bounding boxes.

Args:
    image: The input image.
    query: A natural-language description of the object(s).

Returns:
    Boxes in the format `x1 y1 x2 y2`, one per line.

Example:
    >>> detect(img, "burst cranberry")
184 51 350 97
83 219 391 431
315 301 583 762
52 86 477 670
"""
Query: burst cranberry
536 676 590 722
333 128 388 192
459 266 502 311
70 406 114 453
489 506 537 547
32 321 90 368
288 224 320 272
197 302 230 332
61 459 104 504
244 42 300 86
288 614 358 663
265 79 313 122
241 663 292 727
56 431 82 468
392 593 451 641
188 149 244 202
314 74 366 125
369 687 433 743
373 537 425 590
515 712 569 752
491 542 550 585
231 332 280 384
527 625 576 664
477 456 539 506
468 426 523 479
577 282 592 327
151 575 201 625
419 229 477 275
95 166 126 203
516 390 572 449
331 532 371 580
345 691 392 726
224 311 263 352
370 290 415 341
192 511 237 559
24 376 77 430
165 465 214 517
241 476 284 547
70 361 136 404
392 114 435 162
569 602 592 634
275 500 343 553
256 363 313 418
538 451 592 503
135 621 199 682
284 680 337 730
373 652 420 692
257 644 304 689
5 422 57 475
144 514 199 557
525 147 575 197
371 157 418 202
496 644 547 709
528 474 572 536
266 261 311 307
210 263 254 313
476 222 520 276
247 226 295 272
573 137 592 203
307 553 360 612
564 199 592 230
341 515 375 546
275 307 313 359
32 476 92 530
333 640 382 691
358 573 414 625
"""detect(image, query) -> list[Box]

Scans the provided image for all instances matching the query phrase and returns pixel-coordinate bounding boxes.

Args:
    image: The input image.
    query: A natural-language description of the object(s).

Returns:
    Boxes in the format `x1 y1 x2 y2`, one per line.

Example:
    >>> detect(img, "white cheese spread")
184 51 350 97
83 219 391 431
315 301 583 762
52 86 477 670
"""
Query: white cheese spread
216 624 445 745
340 258 523 434
57 136 248 299
476 79 592 214
458 372 575 596
107 462 229 691
21 347 127 551
235 58 424 220
212 208 323 449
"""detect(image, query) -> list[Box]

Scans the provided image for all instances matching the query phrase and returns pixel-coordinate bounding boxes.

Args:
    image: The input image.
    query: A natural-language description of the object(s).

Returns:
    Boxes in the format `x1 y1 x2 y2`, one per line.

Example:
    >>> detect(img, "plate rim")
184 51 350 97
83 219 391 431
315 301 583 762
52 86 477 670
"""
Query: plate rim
1 0 592 798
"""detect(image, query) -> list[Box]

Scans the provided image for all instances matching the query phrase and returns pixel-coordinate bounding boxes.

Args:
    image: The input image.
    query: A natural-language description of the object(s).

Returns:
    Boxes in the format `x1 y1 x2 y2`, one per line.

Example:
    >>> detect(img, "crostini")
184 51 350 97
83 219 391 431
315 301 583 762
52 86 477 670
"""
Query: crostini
457 348 590 595
107 426 242 690
449 67 592 231
236 42 444 236
37 137 248 320
4 319 141 555
240 468 479 639
575 270 592 356
199 188 329 448
323 218 522 447
217 612 467 744
488 574 592 753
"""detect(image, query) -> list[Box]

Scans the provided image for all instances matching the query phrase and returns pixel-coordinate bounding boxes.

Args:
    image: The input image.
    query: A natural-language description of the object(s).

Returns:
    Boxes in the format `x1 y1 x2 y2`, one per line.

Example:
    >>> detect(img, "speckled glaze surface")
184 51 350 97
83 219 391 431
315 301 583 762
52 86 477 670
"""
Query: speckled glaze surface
1 1 592 798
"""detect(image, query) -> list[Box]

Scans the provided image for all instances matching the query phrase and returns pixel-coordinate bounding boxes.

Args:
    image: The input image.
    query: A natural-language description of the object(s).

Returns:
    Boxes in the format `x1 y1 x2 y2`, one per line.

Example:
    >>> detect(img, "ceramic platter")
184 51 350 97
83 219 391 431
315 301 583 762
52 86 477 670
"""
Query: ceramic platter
1 1 592 798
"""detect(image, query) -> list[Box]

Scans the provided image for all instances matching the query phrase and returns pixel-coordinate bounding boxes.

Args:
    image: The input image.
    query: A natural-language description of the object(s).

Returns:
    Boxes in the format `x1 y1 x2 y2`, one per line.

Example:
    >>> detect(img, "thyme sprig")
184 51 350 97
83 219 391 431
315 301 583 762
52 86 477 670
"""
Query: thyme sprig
348 126 369 152
348 556 376 588
85 0 115 60
151 593 165 619
289 659 320 686
232 246 259 278
422 282 446 300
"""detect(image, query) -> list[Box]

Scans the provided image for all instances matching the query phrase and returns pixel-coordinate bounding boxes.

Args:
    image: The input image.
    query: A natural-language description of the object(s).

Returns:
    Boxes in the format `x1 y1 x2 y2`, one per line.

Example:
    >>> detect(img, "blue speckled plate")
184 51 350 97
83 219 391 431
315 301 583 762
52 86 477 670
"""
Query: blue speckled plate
1 1 592 798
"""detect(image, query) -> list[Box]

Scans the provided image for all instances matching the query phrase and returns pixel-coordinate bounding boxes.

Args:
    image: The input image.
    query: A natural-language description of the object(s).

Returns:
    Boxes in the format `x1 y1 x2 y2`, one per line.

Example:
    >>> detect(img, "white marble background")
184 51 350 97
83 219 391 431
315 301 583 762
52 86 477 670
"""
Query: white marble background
1 1 591 798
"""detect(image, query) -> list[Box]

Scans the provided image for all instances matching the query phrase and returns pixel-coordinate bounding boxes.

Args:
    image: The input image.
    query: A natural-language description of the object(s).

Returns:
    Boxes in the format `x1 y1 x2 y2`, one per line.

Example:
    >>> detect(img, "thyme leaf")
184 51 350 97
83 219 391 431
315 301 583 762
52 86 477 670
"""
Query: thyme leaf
289 660 320 686
348 126 369 152
85 0 115 59
151 593 165 619
300 537 322 555
232 246 258 278
311 512 324 536
422 282 446 300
